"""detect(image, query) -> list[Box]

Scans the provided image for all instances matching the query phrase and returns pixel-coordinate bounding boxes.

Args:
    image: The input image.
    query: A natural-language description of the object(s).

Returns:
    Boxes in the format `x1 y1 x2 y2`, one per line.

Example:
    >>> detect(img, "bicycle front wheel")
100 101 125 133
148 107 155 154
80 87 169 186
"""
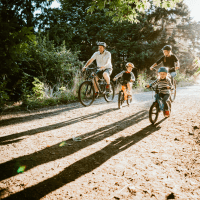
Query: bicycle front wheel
104 82 115 102
149 102 159 124
118 90 124 109
78 81 95 107
170 80 176 102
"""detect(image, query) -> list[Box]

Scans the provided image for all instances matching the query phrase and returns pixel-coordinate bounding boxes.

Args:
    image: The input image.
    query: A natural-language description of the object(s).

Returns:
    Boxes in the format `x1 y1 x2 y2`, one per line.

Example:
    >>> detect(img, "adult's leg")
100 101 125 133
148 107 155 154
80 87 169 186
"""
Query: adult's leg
103 69 112 92
92 76 99 93
103 71 110 85
170 72 177 85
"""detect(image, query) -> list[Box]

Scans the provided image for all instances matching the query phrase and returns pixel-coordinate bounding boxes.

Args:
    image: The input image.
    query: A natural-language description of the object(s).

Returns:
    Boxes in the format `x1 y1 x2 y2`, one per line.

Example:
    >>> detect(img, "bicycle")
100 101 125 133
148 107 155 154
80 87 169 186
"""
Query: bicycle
116 79 132 109
78 68 115 107
148 86 172 124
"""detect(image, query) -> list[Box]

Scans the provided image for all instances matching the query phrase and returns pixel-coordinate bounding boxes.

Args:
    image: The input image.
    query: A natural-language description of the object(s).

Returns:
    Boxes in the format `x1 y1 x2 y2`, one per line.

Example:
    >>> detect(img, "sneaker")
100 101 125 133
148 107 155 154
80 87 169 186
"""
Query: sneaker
94 92 99 98
164 110 170 117
106 84 111 92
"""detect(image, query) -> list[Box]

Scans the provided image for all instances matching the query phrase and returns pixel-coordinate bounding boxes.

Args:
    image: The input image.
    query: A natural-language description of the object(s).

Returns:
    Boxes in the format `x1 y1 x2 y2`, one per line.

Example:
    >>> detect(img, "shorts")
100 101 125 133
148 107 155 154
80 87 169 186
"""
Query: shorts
96 68 112 79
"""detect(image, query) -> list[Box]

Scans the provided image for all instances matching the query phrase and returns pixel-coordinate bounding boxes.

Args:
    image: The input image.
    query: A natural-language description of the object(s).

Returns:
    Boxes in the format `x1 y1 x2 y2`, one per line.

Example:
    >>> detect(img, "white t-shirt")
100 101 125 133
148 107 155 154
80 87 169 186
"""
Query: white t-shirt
91 50 112 69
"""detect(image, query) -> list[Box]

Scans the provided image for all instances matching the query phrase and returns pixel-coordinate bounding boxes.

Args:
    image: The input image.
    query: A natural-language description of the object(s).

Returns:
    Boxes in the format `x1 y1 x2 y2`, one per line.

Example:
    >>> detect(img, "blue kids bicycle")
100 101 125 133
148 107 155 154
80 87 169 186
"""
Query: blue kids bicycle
148 86 172 124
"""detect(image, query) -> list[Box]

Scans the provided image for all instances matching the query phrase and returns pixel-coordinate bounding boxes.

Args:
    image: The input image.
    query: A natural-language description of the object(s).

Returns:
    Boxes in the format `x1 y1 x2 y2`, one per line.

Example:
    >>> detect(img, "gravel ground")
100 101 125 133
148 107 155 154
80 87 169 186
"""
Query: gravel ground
0 84 200 200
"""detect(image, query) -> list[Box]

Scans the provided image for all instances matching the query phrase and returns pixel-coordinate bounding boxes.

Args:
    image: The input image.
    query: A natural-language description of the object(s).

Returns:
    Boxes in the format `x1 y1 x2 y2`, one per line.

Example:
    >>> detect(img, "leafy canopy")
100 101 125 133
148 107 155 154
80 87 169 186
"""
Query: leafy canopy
88 0 183 22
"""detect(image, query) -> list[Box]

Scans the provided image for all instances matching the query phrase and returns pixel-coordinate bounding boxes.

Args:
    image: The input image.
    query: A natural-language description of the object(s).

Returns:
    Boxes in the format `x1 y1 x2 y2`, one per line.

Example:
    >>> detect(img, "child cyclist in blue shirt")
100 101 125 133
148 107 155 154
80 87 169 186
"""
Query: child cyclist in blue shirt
113 62 135 96
146 67 173 117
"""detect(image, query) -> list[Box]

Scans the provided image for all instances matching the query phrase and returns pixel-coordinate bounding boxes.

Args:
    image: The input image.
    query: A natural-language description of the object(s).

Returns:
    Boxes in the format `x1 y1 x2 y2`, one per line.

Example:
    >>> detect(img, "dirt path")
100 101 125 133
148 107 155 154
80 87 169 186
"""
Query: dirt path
0 85 200 200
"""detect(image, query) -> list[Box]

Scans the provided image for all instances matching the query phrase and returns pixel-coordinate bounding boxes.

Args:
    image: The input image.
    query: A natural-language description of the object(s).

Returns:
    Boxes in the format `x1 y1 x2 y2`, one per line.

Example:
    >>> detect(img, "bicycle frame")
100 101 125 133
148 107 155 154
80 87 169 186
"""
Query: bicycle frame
121 85 128 100
91 73 107 94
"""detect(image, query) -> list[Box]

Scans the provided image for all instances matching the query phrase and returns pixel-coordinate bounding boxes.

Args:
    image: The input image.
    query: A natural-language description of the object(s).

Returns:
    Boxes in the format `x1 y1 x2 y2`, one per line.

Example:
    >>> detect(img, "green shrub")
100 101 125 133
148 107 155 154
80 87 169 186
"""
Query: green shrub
0 80 10 110
32 77 45 99
134 70 151 92
25 35 84 89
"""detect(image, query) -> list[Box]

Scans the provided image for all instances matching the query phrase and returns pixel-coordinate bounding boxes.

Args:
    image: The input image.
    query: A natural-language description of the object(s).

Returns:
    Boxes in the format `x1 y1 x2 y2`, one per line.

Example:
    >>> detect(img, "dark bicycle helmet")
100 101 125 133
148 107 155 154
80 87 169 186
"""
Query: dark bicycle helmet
162 45 172 51
96 41 106 48
158 67 168 73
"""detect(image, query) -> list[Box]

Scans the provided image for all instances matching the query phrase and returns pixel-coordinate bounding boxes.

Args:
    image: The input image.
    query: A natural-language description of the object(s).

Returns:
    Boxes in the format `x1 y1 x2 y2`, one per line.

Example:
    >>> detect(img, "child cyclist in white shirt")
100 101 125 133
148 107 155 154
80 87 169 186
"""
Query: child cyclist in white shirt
146 67 173 117
113 62 135 96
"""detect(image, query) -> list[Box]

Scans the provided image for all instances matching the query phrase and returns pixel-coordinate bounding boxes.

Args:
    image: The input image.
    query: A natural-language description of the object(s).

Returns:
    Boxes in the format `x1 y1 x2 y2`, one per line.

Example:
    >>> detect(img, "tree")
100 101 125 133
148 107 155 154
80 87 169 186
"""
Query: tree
88 0 182 22
0 0 55 102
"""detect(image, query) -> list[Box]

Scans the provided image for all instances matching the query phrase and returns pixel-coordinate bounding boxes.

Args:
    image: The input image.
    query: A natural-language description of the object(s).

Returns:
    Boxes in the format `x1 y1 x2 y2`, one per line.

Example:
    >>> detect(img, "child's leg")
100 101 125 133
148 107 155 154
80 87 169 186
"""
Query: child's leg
162 94 170 111
127 82 133 95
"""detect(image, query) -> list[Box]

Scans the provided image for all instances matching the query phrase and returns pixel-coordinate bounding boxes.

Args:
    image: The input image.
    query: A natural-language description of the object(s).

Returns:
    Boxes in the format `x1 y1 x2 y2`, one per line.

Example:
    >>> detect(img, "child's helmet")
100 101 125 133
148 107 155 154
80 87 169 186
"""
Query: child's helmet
162 45 172 51
96 41 106 48
125 62 134 68
158 67 168 73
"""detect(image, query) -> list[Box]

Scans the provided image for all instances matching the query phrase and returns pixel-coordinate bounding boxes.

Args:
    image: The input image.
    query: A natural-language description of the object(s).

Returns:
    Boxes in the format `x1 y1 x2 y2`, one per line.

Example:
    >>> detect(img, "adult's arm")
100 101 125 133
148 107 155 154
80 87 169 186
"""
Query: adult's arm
82 53 96 71
173 55 180 70
150 56 164 70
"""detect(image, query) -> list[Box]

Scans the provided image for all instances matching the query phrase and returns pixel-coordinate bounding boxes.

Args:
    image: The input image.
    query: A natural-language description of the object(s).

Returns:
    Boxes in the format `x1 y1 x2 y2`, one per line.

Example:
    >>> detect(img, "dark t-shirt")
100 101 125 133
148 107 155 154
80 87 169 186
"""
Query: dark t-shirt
156 54 178 72
122 73 132 82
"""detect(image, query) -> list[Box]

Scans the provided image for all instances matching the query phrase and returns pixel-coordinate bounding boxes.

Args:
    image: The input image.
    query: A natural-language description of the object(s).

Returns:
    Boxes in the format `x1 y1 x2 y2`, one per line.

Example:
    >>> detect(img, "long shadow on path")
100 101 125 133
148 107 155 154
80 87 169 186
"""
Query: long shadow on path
2 119 165 200
0 104 82 127
0 110 148 181
0 108 117 145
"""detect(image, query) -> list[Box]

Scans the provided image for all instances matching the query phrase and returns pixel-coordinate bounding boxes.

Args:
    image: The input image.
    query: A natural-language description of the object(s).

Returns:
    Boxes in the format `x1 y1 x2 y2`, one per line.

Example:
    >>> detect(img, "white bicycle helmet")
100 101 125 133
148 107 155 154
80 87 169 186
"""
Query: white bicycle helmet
96 41 106 48
125 62 135 68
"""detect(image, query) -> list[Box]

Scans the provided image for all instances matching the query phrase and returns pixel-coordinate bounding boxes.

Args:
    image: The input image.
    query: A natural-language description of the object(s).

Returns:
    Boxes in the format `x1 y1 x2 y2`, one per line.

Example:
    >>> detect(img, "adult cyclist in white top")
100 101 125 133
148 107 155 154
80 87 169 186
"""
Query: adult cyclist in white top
82 42 112 96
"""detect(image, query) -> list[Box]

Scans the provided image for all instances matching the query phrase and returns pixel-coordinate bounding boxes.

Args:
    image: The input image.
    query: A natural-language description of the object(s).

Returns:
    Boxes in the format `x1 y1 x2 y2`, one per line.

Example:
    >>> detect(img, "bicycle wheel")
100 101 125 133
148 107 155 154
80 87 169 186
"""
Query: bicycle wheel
118 90 124 109
78 81 95 107
104 82 115 102
149 102 159 124
170 80 176 102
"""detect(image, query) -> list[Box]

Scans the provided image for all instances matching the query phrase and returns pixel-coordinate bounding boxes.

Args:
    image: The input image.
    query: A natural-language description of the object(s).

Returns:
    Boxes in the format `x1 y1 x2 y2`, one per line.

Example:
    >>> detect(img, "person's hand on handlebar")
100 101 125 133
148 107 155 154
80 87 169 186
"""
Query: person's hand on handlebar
146 84 150 88
82 66 87 72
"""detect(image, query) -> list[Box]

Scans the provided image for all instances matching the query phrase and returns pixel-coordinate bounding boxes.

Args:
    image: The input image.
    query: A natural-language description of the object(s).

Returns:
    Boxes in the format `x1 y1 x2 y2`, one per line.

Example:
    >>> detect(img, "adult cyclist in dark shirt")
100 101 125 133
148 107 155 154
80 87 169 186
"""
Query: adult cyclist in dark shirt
150 45 180 84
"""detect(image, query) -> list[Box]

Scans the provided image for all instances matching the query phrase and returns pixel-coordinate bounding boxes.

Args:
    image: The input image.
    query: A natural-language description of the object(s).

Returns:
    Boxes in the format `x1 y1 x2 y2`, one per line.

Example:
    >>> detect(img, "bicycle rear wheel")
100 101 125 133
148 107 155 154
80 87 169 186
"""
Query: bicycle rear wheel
149 102 159 124
170 80 176 102
118 90 124 109
78 81 95 107
104 82 115 102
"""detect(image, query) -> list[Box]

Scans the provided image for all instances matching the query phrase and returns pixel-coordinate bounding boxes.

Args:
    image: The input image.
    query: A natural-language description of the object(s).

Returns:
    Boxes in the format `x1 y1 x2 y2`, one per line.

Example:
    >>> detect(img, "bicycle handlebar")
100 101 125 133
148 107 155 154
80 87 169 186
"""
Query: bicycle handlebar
86 67 95 70
146 85 172 90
